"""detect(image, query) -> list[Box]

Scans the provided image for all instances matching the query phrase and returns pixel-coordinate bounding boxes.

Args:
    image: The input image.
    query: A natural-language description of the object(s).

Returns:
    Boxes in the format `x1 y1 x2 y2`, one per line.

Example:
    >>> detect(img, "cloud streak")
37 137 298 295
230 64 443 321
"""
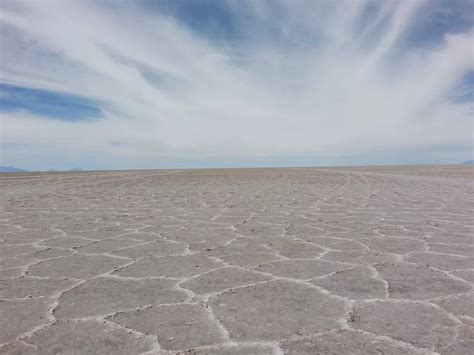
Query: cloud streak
0 0 472 170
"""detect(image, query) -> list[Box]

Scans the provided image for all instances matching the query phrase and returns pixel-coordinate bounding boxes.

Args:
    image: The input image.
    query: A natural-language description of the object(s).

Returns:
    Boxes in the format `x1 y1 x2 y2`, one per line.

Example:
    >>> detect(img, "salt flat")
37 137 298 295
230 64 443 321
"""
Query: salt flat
0 166 473 354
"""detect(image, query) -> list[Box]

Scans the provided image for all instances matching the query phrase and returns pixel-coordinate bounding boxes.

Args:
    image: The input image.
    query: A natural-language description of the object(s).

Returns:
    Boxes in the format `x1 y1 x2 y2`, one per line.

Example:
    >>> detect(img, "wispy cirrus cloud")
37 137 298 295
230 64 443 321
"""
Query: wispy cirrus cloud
0 0 472 170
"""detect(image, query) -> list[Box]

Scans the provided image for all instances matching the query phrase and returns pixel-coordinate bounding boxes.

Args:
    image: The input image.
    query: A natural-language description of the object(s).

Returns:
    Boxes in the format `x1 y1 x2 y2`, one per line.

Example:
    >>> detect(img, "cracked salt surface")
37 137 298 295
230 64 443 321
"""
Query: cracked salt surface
0 166 473 354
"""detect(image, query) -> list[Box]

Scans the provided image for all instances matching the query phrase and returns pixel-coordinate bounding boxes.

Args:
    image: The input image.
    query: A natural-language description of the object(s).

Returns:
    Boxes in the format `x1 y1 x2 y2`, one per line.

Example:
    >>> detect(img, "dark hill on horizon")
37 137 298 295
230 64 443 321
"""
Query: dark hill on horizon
0 166 28 173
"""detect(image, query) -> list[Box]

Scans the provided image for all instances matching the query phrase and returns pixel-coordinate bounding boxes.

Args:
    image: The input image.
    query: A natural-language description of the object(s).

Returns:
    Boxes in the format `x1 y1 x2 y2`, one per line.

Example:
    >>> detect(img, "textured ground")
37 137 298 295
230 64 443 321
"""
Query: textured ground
0 166 473 354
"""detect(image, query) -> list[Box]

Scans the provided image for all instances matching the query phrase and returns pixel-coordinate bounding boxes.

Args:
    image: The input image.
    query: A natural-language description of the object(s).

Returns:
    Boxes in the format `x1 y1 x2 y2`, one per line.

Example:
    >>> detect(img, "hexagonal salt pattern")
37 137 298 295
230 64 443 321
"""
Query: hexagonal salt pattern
0 166 473 353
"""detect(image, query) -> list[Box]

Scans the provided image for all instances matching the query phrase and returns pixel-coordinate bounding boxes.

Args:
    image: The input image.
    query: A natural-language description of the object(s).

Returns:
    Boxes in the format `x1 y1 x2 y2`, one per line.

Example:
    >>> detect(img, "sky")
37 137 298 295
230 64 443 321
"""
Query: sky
0 0 473 171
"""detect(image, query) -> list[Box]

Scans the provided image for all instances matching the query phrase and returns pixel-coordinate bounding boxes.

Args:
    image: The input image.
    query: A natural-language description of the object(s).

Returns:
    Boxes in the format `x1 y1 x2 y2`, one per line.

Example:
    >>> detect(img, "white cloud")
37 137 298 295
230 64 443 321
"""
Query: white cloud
0 0 472 169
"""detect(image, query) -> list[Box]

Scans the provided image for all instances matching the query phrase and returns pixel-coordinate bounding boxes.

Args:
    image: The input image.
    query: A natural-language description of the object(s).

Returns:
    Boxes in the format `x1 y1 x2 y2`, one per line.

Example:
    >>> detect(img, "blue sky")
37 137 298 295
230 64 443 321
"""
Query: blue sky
0 0 472 171
0 83 101 120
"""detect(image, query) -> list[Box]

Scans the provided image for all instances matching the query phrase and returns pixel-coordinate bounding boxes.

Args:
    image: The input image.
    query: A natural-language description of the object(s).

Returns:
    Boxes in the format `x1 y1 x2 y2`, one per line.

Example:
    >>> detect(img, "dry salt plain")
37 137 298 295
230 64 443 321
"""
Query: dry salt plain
0 166 473 355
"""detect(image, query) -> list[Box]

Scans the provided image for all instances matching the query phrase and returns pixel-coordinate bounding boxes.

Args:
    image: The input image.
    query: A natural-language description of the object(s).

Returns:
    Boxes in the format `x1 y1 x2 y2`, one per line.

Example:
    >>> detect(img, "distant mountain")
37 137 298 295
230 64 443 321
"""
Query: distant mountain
0 166 28 173
70 167 84 171
461 160 474 165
